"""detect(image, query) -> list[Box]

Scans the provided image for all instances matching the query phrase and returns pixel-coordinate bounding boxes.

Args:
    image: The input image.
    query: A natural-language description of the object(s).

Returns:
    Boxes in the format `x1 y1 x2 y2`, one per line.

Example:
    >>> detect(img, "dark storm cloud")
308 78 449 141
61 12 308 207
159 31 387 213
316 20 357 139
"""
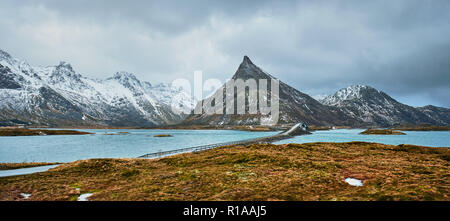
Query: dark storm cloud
0 0 449 107
5 0 277 34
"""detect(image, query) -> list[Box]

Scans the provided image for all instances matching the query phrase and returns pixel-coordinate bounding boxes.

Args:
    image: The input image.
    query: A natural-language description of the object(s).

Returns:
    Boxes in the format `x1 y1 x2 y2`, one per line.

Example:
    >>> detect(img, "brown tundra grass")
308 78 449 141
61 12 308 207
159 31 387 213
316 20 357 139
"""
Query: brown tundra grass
0 142 448 201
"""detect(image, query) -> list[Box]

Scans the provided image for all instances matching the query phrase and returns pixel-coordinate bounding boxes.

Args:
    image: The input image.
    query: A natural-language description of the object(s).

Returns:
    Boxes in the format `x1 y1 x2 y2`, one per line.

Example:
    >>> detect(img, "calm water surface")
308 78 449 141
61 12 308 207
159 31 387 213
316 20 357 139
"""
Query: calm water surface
274 129 450 147
0 129 278 163
0 129 448 163
0 164 60 177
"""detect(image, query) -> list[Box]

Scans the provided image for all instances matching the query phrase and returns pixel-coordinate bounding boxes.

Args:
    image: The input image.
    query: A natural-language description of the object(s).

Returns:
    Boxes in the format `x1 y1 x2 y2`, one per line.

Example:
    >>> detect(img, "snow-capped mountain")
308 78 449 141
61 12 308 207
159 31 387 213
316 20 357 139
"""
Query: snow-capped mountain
311 94 328 101
0 49 193 127
2 49 447 127
320 85 450 126
183 56 360 126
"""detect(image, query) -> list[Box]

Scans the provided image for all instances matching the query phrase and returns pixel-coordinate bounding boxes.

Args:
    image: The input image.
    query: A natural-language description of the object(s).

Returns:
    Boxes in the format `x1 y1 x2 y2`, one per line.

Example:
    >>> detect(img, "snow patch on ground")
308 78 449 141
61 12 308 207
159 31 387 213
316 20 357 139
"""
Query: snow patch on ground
345 178 363 186
77 193 93 201
20 193 31 199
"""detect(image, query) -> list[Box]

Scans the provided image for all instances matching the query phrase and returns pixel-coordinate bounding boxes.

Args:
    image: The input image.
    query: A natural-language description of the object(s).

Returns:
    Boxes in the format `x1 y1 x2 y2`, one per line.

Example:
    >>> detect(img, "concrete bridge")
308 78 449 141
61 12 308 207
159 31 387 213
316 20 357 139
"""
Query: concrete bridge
138 123 309 159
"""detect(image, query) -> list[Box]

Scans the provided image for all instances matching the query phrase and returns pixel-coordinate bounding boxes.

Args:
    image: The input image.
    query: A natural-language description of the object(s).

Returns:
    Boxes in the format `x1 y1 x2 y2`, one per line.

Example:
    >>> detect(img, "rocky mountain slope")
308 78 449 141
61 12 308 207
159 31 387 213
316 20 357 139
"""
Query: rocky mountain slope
183 56 360 126
416 105 450 126
2 49 448 127
320 85 450 126
0 49 193 127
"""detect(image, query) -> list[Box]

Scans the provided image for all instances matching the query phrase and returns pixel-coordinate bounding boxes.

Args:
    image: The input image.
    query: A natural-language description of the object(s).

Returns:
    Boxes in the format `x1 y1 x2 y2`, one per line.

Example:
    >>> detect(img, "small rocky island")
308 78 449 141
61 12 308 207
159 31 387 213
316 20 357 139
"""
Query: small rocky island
360 129 406 135
154 134 173 137
0 128 92 136
103 132 129 135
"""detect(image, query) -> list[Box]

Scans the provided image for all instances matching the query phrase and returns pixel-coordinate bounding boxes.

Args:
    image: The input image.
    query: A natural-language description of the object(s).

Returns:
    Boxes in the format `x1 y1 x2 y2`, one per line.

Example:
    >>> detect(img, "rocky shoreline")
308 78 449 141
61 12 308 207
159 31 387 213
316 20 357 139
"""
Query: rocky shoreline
0 128 92 136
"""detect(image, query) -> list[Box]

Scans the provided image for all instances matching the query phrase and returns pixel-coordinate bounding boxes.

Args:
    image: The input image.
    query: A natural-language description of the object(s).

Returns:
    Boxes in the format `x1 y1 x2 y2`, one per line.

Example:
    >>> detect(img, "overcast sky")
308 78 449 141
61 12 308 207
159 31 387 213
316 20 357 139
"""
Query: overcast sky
1 0 449 107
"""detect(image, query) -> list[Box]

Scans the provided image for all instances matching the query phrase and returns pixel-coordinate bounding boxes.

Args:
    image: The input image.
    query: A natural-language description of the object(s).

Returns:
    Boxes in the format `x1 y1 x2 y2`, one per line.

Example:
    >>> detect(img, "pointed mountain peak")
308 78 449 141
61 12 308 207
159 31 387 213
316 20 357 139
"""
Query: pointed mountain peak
242 55 253 65
113 71 138 80
51 61 78 80
347 85 383 95
111 71 142 88
347 84 375 90
233 56 273 80
0 49 12 60
56 61 73 71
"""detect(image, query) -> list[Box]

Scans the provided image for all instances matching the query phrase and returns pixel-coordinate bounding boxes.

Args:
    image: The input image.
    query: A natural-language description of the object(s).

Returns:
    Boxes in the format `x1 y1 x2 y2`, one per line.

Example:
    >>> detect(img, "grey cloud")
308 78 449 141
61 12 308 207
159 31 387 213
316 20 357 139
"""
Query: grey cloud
0 0 449 107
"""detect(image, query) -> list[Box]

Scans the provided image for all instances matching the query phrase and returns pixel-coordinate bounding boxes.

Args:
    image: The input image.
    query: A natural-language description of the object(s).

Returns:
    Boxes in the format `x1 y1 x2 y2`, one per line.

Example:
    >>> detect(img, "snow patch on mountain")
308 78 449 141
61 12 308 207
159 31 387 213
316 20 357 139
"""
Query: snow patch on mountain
312 94 328 101
320 84 449 126
184 56 360 126
0 49 193 126
321 85 377 106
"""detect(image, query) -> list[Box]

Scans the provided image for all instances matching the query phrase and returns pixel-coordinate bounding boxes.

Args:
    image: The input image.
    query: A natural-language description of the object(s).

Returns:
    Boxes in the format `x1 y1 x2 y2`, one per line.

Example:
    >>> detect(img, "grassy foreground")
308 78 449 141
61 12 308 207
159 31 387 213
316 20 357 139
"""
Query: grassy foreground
0 142 449 201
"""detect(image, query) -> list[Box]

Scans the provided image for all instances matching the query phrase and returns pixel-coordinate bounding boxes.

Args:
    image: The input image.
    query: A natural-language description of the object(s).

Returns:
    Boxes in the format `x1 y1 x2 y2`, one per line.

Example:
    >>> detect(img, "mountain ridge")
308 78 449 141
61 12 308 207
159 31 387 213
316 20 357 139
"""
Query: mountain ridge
183 56 362 126
319 85 450 126
0 49 193 127
1 49 448 127
184 57 449 127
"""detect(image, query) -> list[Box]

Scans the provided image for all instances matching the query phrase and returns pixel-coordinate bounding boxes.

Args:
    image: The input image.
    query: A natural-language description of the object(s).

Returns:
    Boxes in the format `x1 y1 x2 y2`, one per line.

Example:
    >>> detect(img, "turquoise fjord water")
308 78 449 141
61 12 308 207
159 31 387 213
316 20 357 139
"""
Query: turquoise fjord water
274 129 450 147
0 129 448 163
0 129 278 163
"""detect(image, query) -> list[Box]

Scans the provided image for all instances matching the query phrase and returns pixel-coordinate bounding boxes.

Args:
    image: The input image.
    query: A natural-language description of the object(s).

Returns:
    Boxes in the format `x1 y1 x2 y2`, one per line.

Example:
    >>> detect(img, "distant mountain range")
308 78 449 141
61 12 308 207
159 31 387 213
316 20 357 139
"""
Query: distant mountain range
0 49 192 127
319 85 450 127
183 56 450 127
1 49 448 127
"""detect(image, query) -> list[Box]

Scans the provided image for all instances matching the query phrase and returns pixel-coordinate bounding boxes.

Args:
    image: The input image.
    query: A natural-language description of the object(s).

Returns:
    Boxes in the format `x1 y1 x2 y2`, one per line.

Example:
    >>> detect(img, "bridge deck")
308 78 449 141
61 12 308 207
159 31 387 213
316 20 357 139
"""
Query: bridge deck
138 123 306 159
